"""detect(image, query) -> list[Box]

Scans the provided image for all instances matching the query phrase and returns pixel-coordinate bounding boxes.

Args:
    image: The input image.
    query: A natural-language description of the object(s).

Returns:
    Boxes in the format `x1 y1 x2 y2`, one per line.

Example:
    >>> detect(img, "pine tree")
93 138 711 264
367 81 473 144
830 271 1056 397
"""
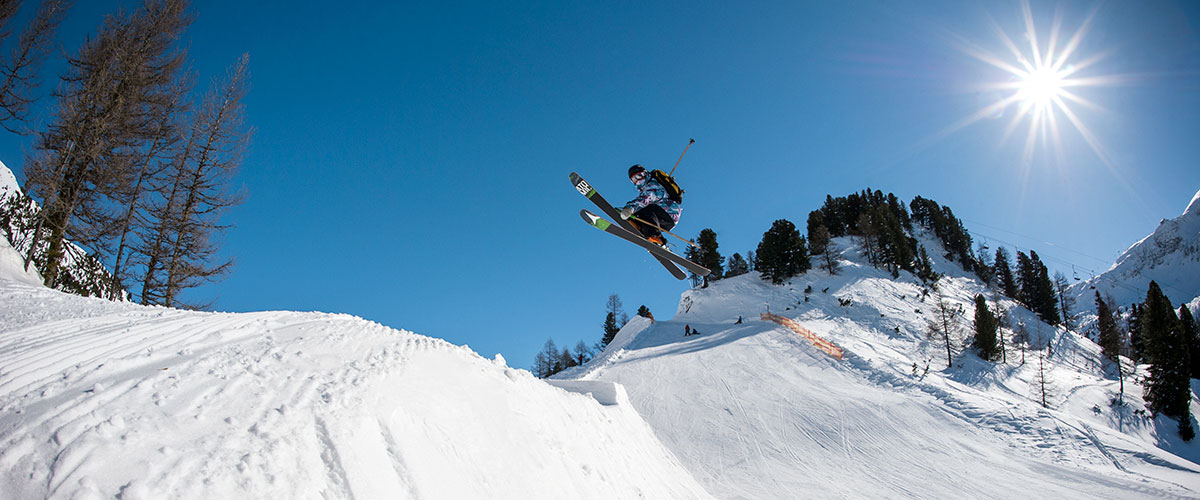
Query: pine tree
601 293 625 348
915 245 938 283
1141 281 1190 419
876 207 913 278
1180 305 1200 379
754 219 811 285
993 247 1018 300
1014 251 1059 325
1030 252 1060 326
974 243 994 285
601 311 619 348
909 196 973 271
808 224 838 275
694 228 723 287
854 211 879 268
1095 292 1122 363
1128 303 1144 362
973 294 999 361
1015 251 1036 308
1181 413 1196 442
725 253 749 278
636 305 652 319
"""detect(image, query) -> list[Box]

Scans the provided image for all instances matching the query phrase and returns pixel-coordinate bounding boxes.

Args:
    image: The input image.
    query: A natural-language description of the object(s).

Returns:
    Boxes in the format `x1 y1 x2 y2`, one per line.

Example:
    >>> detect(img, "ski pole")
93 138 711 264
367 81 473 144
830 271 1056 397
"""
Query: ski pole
668 138 695 177
630 215 699 248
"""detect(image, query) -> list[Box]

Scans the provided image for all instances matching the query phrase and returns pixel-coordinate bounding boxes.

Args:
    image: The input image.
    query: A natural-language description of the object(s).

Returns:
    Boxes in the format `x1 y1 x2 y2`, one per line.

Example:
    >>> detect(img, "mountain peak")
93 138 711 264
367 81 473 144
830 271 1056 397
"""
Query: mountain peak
1186 188 1200 217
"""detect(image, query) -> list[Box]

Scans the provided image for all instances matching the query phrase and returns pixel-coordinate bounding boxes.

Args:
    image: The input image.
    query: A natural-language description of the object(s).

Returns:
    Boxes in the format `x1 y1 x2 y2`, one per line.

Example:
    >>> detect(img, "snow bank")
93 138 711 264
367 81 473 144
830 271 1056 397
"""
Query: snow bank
0 235 40 286
0 281 712 499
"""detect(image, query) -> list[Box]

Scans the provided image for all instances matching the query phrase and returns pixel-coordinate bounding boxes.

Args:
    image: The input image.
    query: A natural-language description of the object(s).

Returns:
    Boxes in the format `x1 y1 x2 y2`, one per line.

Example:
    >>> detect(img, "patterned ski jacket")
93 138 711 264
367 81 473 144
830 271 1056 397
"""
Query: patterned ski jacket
624 176 682 223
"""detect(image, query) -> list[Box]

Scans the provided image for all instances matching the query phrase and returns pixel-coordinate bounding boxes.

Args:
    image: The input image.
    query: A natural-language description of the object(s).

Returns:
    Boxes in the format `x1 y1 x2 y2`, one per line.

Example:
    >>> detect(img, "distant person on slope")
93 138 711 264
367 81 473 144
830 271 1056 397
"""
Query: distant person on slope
619 164 681 247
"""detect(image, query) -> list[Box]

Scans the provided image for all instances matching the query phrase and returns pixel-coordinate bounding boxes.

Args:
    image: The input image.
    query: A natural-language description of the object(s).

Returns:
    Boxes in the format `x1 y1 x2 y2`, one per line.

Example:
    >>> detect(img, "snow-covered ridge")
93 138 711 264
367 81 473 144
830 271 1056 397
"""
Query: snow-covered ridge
559 235 1200 499
0 269 711 499
1186 188 1200 218
1071 188 1200 314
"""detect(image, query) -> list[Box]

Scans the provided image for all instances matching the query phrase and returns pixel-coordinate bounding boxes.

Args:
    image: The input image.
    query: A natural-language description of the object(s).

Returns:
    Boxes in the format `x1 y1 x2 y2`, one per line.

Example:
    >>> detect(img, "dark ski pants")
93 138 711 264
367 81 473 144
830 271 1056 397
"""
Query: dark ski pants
631 204 675 239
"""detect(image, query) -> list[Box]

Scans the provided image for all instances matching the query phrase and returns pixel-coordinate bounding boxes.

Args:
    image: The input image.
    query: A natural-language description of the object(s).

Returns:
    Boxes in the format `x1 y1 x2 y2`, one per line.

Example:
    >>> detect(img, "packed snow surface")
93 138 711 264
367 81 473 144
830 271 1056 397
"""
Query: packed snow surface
0 259 711 498
561 238 1200 499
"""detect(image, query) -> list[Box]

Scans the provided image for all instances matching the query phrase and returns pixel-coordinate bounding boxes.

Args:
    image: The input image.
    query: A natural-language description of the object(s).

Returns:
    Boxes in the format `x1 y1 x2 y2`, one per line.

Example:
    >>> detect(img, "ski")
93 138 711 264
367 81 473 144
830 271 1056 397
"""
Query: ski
570 172 687 280
580 209 712 277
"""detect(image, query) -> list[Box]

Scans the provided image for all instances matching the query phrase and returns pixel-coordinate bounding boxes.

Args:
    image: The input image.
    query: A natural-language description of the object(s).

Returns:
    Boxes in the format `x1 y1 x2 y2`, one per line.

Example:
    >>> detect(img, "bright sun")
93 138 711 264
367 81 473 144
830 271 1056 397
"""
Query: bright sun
936 0 1123 167
1017 65 1064 107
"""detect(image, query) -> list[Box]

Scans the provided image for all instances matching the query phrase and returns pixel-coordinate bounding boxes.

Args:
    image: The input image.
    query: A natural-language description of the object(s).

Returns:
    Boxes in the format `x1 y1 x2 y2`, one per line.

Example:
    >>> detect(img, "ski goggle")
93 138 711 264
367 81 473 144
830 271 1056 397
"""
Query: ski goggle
630 171 647 183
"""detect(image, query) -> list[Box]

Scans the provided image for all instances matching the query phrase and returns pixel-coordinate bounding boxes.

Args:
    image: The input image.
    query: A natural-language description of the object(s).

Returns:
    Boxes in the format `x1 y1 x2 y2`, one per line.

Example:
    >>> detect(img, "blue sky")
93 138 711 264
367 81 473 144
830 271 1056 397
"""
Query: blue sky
2 0 1198 368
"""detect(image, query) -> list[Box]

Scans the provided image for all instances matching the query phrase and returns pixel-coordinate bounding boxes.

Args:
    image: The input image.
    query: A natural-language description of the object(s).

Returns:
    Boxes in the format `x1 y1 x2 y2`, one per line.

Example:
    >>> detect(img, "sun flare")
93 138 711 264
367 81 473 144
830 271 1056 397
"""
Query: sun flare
935 1 1127 168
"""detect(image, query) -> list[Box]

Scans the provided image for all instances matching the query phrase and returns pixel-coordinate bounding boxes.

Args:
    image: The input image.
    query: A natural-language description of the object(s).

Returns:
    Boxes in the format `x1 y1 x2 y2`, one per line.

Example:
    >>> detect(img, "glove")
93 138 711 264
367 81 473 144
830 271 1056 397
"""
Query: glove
620 206 634 220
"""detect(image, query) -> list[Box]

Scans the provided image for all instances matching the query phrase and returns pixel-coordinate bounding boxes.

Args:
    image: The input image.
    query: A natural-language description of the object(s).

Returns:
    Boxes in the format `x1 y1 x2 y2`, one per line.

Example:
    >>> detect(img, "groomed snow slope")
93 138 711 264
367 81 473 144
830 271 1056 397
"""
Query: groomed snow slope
558 240 1200 499
0 276 713 498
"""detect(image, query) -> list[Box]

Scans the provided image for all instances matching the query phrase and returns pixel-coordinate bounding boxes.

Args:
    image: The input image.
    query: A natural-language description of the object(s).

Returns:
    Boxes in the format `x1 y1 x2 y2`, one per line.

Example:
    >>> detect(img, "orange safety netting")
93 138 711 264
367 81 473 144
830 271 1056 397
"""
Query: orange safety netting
760 312 844 360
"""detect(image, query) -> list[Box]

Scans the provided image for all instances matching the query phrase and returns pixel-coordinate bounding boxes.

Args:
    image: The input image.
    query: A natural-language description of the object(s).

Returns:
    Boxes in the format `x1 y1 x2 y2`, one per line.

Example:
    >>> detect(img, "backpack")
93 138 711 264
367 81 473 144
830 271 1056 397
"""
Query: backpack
649 169 683 203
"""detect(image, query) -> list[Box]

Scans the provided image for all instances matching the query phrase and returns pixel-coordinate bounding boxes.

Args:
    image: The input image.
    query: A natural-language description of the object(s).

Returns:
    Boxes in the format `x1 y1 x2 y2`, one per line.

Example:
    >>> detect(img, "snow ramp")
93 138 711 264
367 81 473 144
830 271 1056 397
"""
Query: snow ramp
0 278 713 500
559 271 1200 500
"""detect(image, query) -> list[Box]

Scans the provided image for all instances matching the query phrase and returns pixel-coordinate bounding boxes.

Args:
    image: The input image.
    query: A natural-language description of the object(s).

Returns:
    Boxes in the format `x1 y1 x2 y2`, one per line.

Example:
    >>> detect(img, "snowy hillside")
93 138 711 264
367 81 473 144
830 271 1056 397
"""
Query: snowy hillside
1071 188 1200 313
0 161 41 285
558 237 1200 499
0 243 712 499
0 160 18 198
0 161 117 297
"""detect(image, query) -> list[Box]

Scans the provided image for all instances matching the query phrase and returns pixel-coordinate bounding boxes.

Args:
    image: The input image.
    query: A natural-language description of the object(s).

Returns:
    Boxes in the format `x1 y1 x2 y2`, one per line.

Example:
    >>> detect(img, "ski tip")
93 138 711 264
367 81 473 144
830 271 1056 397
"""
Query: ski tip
579 209 610 230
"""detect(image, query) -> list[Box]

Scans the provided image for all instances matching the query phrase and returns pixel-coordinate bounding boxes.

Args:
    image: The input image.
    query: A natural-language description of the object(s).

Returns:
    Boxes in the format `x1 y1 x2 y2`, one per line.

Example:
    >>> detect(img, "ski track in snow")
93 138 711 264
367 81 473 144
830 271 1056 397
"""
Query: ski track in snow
0 279 713 500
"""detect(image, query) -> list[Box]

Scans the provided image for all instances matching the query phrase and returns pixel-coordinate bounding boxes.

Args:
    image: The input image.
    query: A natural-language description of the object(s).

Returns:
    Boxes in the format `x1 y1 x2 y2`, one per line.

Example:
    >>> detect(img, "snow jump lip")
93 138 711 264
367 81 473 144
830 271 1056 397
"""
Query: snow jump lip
761 312 844 360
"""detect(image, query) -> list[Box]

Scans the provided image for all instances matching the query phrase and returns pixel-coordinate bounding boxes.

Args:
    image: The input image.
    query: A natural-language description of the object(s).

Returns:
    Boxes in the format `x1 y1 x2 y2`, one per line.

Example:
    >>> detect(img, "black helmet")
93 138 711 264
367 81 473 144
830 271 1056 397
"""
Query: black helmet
627 164 646 178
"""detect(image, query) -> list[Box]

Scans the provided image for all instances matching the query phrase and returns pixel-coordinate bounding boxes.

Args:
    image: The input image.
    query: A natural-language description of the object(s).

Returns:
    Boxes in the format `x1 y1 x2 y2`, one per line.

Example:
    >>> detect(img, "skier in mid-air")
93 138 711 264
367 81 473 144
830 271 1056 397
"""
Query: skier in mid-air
619 164 681 247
